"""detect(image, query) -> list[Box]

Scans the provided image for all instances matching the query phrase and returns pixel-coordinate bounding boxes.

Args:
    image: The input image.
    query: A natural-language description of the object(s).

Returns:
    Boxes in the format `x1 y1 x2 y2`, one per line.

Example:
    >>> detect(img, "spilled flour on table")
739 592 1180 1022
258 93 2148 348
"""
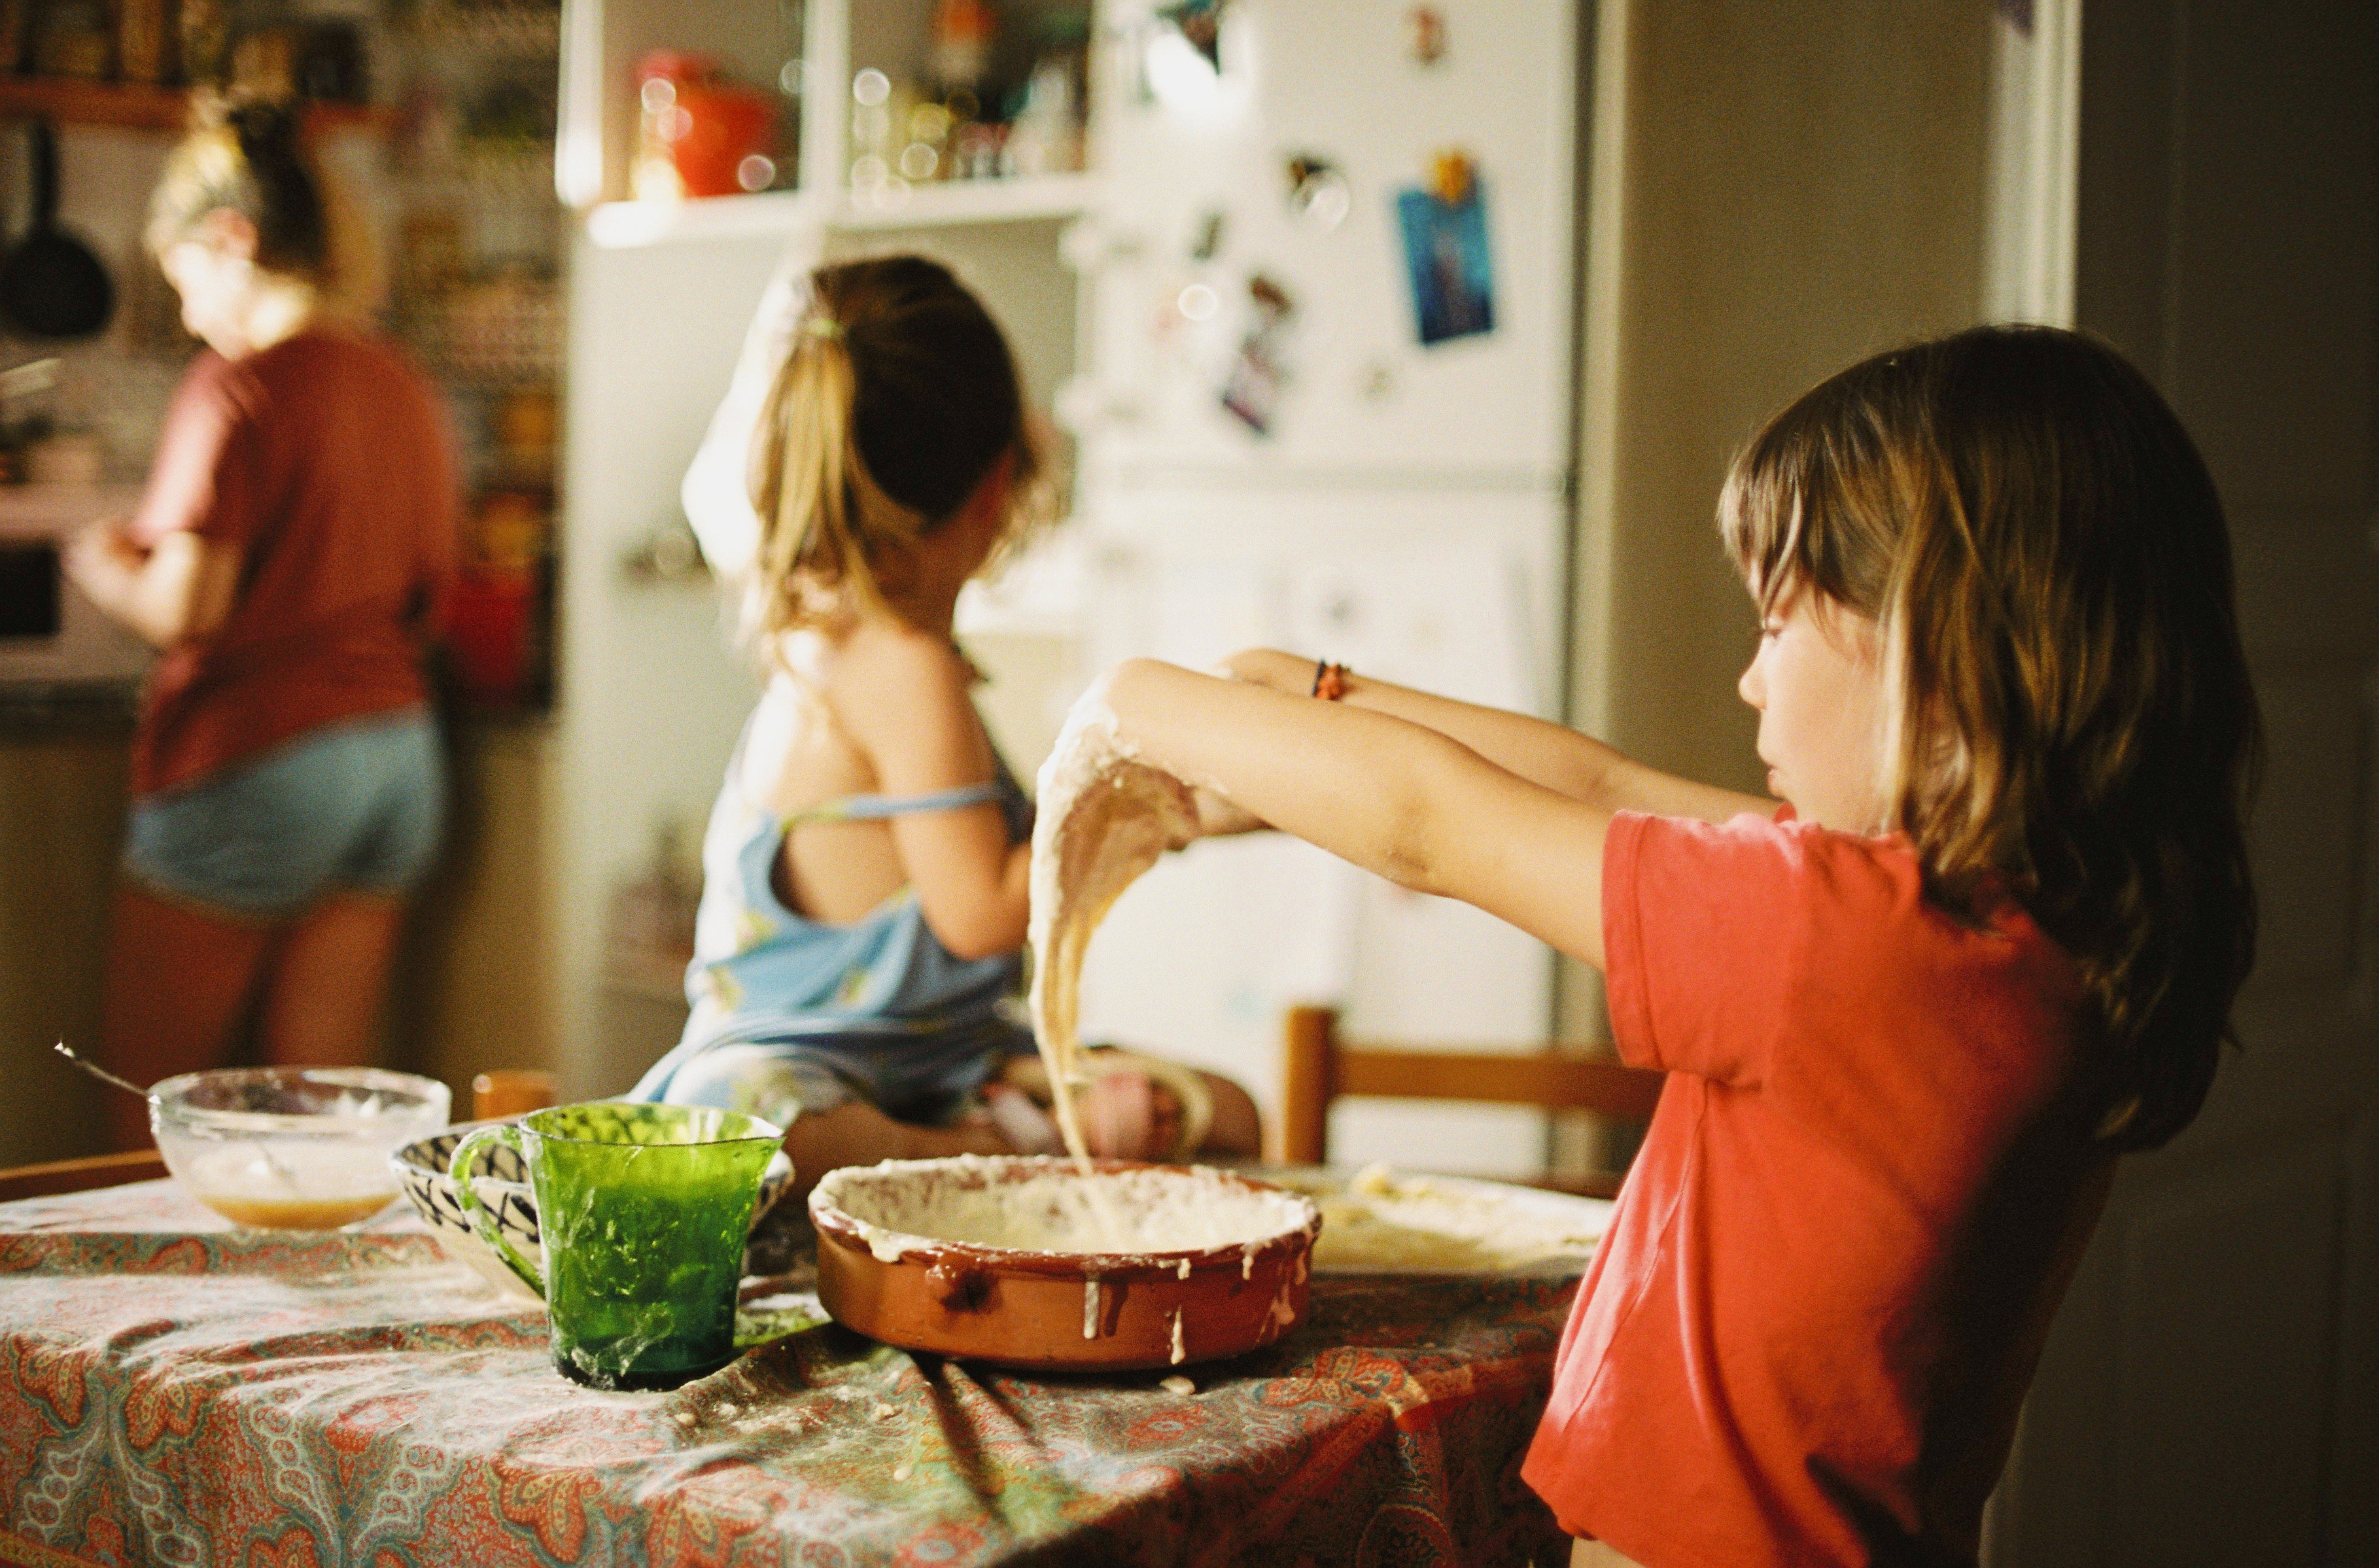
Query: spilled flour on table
1282 1163 1611 1273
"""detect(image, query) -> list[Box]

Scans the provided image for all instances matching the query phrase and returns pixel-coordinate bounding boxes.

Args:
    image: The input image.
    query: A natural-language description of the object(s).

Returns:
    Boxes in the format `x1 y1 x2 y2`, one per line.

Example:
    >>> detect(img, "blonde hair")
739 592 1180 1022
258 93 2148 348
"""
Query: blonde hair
146 93 381 319
750 256 1047 640
1720 325 2259 1151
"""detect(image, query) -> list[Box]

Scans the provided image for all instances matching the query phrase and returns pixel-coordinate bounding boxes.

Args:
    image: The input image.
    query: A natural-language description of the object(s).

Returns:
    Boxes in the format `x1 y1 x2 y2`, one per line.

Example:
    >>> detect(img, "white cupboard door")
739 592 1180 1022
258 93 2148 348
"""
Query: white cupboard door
1994 0 2379 1562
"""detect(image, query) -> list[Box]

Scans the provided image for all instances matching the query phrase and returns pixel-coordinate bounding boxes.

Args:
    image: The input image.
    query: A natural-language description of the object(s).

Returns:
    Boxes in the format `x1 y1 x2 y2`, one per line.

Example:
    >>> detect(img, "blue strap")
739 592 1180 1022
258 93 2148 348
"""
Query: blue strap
786 781 1002 828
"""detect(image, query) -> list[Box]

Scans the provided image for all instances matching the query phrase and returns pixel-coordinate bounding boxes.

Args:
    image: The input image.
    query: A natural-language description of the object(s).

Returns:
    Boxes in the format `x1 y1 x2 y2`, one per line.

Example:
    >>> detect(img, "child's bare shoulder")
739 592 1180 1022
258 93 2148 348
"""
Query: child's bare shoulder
817 618 976 743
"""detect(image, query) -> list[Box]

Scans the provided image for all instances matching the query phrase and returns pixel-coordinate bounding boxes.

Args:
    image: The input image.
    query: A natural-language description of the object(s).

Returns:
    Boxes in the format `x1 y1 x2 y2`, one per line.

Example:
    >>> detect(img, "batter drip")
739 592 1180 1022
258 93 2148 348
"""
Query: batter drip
1026 686 1201 1181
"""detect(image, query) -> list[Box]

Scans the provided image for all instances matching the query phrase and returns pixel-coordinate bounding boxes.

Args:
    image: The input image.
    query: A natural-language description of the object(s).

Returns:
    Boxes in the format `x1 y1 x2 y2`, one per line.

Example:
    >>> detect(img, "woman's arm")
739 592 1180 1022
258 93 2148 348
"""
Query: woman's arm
830 629 1031 961
1223 647 1769 826
1106 657 1618 969
64 522 240 648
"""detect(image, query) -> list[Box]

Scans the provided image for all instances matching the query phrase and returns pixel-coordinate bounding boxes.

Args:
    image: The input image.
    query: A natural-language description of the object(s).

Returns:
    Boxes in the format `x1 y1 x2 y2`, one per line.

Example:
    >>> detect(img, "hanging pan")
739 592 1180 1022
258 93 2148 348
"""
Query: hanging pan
1 119 114 339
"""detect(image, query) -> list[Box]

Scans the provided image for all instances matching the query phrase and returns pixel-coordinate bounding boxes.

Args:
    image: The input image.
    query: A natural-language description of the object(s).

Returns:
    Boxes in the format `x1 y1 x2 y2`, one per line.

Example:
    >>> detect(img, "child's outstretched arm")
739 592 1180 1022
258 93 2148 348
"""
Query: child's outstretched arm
1221 648 1770 826
1104 657 1621 969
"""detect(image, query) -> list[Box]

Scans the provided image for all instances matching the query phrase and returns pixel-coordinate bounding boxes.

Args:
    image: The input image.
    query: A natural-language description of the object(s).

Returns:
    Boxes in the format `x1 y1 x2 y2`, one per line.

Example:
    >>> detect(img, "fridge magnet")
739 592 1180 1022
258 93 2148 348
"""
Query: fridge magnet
1426 148 1476 207
1189 207 1227 262
1157 0 1225 71
1220 273 1296 436
1395 166 1495 347
1408 7 1447 66
1284 153 1351 230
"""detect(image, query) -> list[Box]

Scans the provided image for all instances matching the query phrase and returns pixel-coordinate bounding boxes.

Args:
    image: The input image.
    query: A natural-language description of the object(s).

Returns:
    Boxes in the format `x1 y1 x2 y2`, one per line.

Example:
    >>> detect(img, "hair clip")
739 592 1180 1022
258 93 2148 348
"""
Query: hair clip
803 315 843 341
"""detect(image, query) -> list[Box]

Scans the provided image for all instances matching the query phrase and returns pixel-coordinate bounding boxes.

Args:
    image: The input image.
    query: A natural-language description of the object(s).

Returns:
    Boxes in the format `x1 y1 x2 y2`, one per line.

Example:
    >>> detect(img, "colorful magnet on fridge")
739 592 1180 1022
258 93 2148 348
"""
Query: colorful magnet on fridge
1408 7 1447 65
1284 154 1351 230
1220 273 1296 436
1427 149 1476 208
1157 0 1225 70
1189 208 1227 262
1395 176 1495 347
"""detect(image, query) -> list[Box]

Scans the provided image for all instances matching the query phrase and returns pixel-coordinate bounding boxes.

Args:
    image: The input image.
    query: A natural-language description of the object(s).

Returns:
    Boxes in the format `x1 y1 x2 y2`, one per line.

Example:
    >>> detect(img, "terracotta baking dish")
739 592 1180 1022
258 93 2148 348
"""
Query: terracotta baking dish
809 1155 1322 1371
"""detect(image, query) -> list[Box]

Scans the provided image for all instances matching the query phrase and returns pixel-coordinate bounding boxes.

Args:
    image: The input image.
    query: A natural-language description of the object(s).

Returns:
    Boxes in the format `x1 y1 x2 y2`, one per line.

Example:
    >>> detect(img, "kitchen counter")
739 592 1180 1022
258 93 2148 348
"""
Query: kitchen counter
0 680 137 735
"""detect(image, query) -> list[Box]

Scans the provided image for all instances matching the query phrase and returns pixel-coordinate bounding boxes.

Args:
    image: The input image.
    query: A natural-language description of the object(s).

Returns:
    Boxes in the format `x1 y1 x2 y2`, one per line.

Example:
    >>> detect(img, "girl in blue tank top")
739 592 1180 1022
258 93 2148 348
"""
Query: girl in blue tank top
634 256 1258 1194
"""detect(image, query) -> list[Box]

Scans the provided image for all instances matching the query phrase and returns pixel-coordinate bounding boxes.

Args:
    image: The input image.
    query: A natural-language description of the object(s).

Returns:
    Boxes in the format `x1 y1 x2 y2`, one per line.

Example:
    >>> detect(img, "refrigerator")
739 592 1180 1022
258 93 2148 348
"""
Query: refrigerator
1048 0 1584 1176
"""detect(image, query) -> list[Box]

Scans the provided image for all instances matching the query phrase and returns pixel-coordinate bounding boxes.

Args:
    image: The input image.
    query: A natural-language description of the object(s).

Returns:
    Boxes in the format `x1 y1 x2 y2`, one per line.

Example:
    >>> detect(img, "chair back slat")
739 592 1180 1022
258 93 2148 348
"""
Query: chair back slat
1278 1004 1664 1172
0 1149 167 1204
1334 1050 1666 1119
472 1070 558 1123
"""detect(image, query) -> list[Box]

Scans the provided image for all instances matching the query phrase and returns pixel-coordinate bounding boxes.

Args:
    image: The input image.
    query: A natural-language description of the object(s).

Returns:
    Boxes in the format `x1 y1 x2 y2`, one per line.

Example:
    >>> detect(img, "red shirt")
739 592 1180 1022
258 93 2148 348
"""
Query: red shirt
125 330 457 798
1523 810 2113 1567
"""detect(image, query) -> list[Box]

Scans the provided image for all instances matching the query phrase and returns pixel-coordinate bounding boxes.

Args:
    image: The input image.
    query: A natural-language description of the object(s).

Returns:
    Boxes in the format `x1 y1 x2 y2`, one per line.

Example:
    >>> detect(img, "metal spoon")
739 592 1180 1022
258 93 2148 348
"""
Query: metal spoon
52 1041 149 1099
54 1042 299 1186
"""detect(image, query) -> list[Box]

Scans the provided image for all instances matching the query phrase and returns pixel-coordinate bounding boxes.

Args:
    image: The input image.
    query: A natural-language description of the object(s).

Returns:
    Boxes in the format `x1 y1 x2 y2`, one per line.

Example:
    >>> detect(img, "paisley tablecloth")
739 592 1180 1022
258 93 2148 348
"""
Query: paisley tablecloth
0 1180 1578 1567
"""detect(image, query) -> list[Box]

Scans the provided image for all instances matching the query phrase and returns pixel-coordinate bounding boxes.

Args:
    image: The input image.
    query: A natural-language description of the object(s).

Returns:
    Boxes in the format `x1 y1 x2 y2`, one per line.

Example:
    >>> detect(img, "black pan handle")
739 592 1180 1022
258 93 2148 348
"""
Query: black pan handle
29 118 57 230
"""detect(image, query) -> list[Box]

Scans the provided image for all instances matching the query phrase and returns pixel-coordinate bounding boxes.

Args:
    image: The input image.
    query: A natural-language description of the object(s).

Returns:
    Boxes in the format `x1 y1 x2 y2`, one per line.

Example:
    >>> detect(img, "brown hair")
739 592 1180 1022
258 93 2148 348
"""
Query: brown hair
1719 325 2259 1152
750 255 1046 638
146 95 330 279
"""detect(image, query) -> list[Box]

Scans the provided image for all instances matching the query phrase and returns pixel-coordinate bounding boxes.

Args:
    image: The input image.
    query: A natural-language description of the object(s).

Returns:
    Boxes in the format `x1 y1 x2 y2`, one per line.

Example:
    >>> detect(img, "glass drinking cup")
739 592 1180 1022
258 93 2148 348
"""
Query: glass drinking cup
449 1102 784 1391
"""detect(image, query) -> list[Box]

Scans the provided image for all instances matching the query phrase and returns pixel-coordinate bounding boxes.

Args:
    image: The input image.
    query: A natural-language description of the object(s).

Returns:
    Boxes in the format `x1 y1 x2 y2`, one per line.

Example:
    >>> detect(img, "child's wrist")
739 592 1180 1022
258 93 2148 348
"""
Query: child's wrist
1219 647 1299 692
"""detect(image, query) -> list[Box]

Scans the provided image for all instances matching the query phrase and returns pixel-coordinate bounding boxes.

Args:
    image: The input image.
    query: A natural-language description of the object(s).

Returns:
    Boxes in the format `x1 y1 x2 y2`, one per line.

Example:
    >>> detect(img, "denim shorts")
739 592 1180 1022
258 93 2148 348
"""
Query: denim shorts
124 708 445 919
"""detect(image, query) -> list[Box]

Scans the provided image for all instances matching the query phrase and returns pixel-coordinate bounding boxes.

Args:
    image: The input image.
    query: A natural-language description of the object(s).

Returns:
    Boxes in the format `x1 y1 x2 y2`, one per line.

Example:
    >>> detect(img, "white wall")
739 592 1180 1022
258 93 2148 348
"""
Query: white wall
1561 0 1997 1041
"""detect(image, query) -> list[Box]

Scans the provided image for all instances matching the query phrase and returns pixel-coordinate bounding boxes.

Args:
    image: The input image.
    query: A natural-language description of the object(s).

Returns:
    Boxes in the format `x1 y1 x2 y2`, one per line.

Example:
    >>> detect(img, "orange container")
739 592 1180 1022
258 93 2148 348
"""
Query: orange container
636 52 776 200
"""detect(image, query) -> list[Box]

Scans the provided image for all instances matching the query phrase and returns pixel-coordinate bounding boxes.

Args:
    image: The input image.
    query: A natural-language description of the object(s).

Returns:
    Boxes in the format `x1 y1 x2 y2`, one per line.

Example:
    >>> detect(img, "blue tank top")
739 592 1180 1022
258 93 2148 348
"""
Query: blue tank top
631 704 1035 1103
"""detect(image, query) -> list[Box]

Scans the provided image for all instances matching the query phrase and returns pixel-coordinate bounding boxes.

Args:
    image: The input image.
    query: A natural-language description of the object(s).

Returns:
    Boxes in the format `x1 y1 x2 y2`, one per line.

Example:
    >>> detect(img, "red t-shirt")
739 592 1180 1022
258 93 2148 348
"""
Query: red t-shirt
126 330 457 798
1523 810 2115 1567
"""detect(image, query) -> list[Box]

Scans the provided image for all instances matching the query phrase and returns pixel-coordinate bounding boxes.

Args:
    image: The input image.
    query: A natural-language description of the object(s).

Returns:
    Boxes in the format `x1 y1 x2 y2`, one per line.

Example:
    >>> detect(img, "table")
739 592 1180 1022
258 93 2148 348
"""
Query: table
0 1179 1580 1567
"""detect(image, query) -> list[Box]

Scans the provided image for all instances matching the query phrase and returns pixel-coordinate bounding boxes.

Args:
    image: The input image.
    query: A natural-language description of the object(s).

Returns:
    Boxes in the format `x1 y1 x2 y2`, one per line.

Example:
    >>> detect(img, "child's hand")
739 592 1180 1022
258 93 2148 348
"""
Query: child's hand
62 519 136 601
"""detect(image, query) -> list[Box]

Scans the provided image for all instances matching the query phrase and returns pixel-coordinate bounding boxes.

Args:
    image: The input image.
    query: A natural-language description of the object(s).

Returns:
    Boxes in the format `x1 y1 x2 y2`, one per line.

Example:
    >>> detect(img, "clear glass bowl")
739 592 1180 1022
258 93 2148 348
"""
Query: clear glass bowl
150 1068 452 1231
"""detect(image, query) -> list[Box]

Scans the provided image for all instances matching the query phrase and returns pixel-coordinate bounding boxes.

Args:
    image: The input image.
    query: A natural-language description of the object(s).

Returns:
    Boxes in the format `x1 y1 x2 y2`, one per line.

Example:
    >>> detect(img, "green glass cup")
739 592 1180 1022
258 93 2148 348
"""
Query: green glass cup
449 1102 785 1391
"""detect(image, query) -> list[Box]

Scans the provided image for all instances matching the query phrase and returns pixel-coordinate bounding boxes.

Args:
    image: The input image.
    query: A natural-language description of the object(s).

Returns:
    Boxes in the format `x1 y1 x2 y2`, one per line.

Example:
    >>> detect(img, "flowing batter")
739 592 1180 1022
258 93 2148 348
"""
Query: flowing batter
1026 684 1202 1176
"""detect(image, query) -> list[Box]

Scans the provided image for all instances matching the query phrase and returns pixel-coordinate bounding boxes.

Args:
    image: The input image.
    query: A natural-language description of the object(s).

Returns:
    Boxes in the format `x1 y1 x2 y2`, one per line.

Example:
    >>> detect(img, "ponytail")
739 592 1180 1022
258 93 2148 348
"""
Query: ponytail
746 256 1046 645
147 92 333 282
751 315 926 632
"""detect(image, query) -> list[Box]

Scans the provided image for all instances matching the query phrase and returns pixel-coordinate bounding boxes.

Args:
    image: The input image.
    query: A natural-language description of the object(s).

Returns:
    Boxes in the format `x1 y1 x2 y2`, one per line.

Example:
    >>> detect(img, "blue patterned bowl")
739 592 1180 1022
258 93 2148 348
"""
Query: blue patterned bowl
391 1119 793 1302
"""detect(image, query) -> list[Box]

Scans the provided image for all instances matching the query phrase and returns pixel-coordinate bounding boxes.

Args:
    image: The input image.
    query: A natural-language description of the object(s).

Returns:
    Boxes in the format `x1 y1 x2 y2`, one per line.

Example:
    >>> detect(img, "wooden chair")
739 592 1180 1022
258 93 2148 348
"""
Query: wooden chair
470 1070 557 1121
0 1070 561 1205
0 1149 168 1204
1279 1004 1665 1200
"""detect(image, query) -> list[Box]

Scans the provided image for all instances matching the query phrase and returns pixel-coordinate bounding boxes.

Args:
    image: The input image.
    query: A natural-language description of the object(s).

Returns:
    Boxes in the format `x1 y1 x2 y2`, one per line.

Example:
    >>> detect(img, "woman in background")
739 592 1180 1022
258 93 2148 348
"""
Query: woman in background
68 98 457 1147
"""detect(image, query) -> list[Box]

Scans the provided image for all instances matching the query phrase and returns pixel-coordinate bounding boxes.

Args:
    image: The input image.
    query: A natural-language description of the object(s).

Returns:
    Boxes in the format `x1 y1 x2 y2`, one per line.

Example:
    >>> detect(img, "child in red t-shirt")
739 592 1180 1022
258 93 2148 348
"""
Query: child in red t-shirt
1088 326 2258 1566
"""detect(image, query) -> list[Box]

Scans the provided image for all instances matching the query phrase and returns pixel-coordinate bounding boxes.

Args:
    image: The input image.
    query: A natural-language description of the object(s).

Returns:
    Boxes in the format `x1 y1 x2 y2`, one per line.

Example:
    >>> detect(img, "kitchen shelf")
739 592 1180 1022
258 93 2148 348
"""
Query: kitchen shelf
0 76 387 134
833 172 1100 230
583 171 1099 249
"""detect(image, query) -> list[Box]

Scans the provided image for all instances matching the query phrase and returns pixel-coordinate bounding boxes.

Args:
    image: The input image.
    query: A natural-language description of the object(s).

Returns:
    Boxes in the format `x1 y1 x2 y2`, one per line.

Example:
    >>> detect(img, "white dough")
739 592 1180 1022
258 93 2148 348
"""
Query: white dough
814 1156 1313 1261
1026 686 1200 1184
